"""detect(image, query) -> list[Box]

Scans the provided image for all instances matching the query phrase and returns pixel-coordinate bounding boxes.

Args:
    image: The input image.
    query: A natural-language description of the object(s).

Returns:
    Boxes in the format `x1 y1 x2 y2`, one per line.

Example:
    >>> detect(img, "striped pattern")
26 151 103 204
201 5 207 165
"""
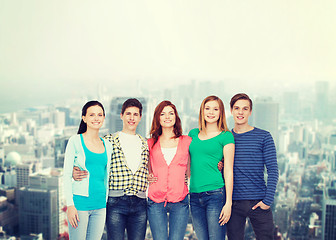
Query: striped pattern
104 132 149 196
232 127 278 206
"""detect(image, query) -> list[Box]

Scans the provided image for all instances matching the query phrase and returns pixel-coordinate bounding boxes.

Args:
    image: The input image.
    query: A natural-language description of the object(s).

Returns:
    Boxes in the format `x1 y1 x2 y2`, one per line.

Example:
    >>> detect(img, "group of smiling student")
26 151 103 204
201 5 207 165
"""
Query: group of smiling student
63 93 279 240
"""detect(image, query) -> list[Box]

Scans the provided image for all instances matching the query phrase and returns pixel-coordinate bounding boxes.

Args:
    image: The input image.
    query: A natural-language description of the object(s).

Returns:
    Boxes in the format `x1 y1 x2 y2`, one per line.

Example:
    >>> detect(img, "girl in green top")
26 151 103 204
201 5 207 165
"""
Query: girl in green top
189 95 235 239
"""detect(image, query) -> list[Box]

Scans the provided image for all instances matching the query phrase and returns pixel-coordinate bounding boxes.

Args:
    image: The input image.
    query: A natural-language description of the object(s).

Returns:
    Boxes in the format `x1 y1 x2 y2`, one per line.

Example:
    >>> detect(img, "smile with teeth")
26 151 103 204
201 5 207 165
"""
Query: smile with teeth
128 121 135 125
237 116 244 120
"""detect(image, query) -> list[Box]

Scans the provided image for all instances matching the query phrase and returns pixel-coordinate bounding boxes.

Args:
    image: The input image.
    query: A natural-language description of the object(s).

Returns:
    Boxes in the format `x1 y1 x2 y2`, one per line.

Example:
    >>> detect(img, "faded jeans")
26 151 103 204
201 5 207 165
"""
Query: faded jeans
147 195 189 240
68 208 106 240
190 187 226 240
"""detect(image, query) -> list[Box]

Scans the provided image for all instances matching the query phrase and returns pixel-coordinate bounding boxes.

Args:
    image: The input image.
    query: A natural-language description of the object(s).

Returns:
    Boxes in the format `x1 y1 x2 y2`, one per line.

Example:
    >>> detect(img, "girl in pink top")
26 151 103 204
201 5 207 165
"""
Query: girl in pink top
147 100 191 240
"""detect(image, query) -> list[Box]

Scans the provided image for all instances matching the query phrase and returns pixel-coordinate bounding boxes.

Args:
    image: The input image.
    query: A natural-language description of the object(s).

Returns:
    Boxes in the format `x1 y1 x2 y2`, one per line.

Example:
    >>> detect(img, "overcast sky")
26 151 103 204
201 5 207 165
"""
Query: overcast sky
0 0 335 113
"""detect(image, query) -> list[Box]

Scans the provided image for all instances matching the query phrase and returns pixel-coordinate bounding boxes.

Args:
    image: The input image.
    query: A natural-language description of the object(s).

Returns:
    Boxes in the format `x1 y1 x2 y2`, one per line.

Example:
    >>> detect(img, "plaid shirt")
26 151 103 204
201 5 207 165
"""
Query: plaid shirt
104 132 149 197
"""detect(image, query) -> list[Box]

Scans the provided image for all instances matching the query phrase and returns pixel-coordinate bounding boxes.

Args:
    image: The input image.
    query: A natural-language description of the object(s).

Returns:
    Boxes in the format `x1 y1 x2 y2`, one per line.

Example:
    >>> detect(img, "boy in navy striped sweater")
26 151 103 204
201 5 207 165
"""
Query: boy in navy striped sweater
227 93 279 240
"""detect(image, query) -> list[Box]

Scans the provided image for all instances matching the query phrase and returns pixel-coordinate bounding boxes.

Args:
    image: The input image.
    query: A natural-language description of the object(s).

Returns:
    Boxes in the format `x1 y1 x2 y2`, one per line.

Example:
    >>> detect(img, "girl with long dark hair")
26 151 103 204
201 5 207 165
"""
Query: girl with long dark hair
63 101 113 240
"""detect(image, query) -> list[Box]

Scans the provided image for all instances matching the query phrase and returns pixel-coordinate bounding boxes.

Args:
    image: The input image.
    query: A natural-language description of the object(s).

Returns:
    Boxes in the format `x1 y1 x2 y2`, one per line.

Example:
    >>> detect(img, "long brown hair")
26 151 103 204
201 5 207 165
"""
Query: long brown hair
199 95 229 132
150 100 182 147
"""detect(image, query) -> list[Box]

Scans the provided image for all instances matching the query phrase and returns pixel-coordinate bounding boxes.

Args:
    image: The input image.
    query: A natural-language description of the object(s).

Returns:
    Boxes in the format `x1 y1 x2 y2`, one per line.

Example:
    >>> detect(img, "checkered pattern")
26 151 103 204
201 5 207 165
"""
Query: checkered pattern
104 132 149 195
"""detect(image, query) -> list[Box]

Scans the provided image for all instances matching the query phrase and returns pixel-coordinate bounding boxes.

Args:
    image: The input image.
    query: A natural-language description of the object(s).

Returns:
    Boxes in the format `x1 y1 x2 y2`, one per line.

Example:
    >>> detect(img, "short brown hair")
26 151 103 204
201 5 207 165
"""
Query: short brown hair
230 93 253 110
121 98 143 116
199 95 229 132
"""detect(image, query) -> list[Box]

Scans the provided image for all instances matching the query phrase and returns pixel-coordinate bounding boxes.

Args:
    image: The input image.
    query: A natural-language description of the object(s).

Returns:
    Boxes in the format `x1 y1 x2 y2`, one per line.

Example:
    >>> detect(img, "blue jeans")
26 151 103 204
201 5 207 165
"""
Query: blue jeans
68 208 106 240
190 187 226 240
147 195 189 240
227 200 274 240
106 195 147 240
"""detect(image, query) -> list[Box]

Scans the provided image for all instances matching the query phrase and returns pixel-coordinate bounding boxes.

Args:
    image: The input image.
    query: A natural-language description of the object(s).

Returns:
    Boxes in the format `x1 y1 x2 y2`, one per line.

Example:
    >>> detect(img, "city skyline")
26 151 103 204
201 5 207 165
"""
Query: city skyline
1 1 335 113
0 84 336 238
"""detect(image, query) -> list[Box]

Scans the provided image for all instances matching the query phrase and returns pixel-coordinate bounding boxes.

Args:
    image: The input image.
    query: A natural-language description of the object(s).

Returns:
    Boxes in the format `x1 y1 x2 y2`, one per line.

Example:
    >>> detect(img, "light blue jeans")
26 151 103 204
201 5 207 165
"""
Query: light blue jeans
190 187 226 240
147 195 189 240
68 208 106 240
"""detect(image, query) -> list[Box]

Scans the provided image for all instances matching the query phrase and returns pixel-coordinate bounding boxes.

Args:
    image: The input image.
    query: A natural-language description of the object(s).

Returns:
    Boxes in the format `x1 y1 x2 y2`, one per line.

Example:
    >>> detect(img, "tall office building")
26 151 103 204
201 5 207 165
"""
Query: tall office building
315 81 329 121
108 97 148 137
57 107 72 126
322 188 336 240
250 97 279 148
0 195 18 235
0 148 4 167
29 168 67 237
16 163 34 189
18 187 58 240
52 110 65 129
283 91 299 120
54 135 69 168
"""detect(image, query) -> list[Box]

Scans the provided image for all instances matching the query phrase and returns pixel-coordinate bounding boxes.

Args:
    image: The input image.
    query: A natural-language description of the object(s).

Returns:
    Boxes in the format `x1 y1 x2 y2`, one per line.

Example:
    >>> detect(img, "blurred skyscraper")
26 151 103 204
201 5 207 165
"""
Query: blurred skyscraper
54 135 69 168
18 187 58 240
29 168 67 238
17 168 66 240
250 97 279 148
315 81 329 121
283 91 299 120
0 194 18 235
16 163 35 189
322 188 336 240
108 97 147 137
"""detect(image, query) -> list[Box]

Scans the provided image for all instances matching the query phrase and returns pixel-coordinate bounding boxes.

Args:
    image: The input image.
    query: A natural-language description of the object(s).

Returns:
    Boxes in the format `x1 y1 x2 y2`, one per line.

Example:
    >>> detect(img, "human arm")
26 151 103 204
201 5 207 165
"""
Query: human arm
186 155 191 178
217 159 224 172
148 173 158 184
219 143 235 225
63 136 77 207
67 205 80 228
184 155 191 185
72 166 88 181
252 132 278 209
147 139 158 184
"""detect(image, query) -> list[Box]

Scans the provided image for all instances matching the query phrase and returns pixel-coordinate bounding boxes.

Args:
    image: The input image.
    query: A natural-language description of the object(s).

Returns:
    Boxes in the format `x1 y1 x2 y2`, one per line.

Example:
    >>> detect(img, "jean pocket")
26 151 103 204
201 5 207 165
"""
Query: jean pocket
258 207 271 212
178 195 190 206
147 198 156 206
107 197 120 206
137 197 147 207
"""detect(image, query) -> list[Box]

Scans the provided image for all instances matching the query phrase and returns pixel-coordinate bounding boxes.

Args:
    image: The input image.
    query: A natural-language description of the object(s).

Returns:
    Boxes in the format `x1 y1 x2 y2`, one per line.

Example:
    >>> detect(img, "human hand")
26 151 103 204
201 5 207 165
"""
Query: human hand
252 201 270 210
148 173 157 184
67 205 80 228
217 160 224 172
219 202 232 226
72 166 88 181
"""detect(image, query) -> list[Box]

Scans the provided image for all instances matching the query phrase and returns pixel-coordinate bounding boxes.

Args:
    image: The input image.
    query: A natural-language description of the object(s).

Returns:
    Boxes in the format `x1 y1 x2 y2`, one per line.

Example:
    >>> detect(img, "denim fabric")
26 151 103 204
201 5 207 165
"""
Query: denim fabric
68 208 106 240
106 195 147 240
147 195 189 240
190 187 226 240
227 200 274 240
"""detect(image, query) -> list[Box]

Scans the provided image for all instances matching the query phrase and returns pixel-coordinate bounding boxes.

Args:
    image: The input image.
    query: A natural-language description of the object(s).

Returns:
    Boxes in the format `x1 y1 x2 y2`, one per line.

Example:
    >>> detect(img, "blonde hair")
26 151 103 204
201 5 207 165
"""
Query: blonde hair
199 95 229 132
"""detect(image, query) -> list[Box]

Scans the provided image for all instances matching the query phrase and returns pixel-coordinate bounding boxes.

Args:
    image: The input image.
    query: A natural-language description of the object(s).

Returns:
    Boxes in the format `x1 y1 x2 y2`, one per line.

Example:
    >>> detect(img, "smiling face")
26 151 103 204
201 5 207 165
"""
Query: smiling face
120 106 141 134
159 106 176 129
231 99 252 126
82 105 105 131
203 100 220 124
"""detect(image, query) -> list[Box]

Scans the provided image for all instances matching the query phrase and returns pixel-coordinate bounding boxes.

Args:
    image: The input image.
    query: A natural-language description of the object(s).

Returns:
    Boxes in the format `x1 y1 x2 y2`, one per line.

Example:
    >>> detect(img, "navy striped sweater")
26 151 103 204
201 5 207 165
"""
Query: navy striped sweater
232 127 279 206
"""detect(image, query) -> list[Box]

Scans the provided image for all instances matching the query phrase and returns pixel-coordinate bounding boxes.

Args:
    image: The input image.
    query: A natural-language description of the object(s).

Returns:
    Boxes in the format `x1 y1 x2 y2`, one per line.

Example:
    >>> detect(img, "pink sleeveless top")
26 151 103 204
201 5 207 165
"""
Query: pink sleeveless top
148 135 192 203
